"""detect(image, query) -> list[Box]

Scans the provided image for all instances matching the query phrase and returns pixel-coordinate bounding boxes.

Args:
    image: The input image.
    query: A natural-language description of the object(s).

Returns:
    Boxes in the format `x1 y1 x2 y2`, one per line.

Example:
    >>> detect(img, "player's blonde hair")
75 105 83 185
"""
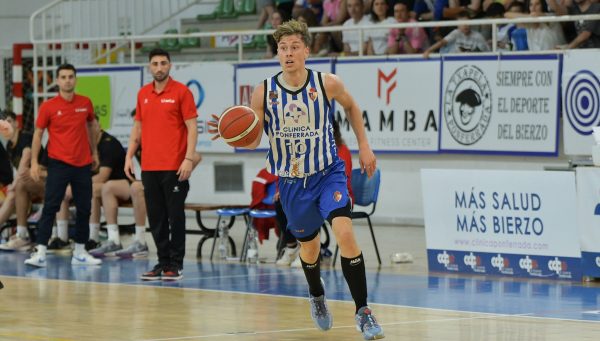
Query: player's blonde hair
273 19 312 47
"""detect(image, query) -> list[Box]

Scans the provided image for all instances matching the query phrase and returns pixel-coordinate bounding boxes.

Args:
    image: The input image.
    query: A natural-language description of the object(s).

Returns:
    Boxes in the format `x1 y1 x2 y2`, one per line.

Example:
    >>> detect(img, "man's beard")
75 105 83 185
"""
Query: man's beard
153 72 168 82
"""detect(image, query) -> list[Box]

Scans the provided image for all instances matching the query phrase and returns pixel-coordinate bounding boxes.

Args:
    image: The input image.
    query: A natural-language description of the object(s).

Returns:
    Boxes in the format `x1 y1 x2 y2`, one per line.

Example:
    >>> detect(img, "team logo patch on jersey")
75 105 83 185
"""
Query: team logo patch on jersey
308 87 318 101
144 98 148 104
333 191 342 202
269 91 279 106
57 110 63 116
284 101 309 125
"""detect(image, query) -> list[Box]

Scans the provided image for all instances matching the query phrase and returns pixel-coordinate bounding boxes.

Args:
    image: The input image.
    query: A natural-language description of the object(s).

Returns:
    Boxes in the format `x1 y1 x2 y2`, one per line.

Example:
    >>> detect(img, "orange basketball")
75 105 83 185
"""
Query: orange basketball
218 105 261 148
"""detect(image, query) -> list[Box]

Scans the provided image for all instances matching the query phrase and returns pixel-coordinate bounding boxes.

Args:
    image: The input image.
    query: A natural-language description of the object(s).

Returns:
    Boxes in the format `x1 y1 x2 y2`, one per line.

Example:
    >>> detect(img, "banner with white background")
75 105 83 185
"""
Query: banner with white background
575 167 600 277
439 55 560 155
336 59 440 152
77 67 143 146
562 50 600 156
421 169 580 280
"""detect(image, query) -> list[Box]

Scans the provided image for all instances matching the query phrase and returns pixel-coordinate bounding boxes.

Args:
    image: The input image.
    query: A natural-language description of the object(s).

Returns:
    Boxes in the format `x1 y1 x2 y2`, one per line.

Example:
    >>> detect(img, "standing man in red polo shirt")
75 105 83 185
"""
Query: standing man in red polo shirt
125 48 198 281
25 63 102 267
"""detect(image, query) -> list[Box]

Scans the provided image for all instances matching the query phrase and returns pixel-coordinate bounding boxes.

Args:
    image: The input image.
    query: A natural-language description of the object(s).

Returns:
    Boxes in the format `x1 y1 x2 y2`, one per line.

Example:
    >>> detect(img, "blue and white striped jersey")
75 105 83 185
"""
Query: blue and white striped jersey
263 69 338 178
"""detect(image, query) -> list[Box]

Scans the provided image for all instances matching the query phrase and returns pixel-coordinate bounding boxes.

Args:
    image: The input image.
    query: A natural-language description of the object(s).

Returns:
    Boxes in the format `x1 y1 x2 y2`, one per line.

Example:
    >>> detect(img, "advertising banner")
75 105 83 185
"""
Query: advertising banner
421 169 581 280
336 59 440 152
439 55 560 155
77 67 143 146
562 50 600 155
575 167 600 277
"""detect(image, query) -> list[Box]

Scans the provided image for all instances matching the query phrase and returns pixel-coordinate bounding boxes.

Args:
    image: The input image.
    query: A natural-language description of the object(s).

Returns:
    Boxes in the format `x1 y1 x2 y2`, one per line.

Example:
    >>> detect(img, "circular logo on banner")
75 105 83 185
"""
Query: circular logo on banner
186 79 205 109
444 65 492 145
564 70 600 135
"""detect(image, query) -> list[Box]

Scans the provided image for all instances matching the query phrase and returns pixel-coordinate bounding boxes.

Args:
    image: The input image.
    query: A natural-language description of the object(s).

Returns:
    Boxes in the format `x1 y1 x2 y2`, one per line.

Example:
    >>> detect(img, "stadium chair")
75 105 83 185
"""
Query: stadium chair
333 168 382 266
242 182 277 262
158 28 181 51
180 28 201 48
242 0 256 14
217 0 238 19
197 0 222 20
252 34 267 49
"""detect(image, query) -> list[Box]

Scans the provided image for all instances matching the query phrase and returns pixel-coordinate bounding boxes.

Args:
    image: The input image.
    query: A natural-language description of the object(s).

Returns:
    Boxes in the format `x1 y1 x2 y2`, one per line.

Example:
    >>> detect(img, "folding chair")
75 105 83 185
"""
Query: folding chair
242 182 277 262
333 168 382 266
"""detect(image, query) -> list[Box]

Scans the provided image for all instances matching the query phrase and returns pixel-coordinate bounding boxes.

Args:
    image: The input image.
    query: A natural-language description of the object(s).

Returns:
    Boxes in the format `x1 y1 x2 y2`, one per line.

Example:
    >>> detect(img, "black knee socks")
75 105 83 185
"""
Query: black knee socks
341 253 368 313
301 256 324 297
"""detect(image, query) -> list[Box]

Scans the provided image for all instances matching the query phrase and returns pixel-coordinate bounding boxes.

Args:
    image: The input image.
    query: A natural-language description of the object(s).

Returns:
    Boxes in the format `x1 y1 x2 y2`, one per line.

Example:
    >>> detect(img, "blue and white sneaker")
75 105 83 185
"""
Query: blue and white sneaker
71 251 102 265
308 278 333 331
355 306 385 340
114 241 149 258
89 240 122 257
24 253 46 267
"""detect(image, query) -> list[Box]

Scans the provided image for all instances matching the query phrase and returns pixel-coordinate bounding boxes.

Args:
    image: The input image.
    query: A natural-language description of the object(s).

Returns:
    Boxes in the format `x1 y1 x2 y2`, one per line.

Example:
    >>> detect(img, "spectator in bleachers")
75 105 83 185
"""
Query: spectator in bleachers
295 8 321 52
437 0 482 20
547 0 600 49
506 1 529 50
293 0 324 22
423 10 490 57
266 10 285 58
484 2 515 51
313 0 349 56
387 2 430 53
413 0 435 21
258 0 296 29
504 0 566 50
341 0 370 55
257 0 276 28
278 0 297 20
365 0 397 55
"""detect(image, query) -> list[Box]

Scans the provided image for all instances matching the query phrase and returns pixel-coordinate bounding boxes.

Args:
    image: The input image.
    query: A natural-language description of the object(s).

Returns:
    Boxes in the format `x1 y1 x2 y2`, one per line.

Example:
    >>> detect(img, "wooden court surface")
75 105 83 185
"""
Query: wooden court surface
0 275 599 341
1 225 599 340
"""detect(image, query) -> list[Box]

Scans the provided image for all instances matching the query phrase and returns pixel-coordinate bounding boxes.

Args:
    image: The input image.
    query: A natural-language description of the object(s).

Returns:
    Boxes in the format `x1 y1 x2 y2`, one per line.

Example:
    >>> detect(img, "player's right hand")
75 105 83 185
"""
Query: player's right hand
30 162 40 182
207 113 221 140
124 157 136 182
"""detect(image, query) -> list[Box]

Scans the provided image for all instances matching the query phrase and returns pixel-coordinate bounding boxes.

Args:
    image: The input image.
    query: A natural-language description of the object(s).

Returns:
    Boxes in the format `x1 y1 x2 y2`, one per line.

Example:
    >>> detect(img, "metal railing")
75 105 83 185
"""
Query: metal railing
28 2 600 108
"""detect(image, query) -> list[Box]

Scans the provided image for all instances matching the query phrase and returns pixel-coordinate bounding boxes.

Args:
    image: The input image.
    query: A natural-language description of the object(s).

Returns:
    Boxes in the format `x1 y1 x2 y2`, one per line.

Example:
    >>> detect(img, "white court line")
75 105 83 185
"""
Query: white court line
139 313 535 341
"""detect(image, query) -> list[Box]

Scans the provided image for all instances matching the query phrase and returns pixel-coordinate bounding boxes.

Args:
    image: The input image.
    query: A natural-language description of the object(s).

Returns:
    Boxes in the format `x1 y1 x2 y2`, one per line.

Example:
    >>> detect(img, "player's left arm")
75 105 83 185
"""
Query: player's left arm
324 73 376 177
87 117 100 171
178 117 198 181
178 88 199 181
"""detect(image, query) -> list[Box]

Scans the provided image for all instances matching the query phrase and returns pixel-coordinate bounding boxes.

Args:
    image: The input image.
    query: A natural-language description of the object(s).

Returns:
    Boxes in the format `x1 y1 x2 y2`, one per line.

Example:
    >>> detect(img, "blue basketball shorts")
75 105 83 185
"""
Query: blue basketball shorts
278 159 350 240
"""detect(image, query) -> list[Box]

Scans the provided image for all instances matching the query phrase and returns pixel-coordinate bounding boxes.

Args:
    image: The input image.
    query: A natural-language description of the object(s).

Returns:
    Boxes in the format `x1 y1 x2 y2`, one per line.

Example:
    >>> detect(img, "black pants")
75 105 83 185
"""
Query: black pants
37 158 92 246
142 171 189 269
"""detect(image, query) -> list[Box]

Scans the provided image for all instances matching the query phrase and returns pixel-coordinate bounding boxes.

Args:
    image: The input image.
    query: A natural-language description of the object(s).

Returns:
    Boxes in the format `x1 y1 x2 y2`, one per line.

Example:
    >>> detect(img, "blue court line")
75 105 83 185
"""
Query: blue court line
1 252 599 322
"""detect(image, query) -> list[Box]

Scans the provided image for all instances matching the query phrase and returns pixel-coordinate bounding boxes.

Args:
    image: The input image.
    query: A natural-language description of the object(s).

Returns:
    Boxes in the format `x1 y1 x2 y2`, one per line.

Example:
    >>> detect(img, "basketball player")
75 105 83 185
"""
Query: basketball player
125 48 198 281
210 20 383 340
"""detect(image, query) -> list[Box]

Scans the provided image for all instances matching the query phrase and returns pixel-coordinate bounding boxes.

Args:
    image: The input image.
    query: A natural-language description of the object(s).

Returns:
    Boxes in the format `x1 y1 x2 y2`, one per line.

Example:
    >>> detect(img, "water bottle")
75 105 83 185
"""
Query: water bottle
217 219 229 259
246 227 259 262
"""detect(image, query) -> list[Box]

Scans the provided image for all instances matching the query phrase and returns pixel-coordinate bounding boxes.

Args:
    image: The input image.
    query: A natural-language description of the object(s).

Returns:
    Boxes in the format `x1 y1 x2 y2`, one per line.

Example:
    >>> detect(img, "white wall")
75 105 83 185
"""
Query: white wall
186 147 569 227
0 0 53 49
